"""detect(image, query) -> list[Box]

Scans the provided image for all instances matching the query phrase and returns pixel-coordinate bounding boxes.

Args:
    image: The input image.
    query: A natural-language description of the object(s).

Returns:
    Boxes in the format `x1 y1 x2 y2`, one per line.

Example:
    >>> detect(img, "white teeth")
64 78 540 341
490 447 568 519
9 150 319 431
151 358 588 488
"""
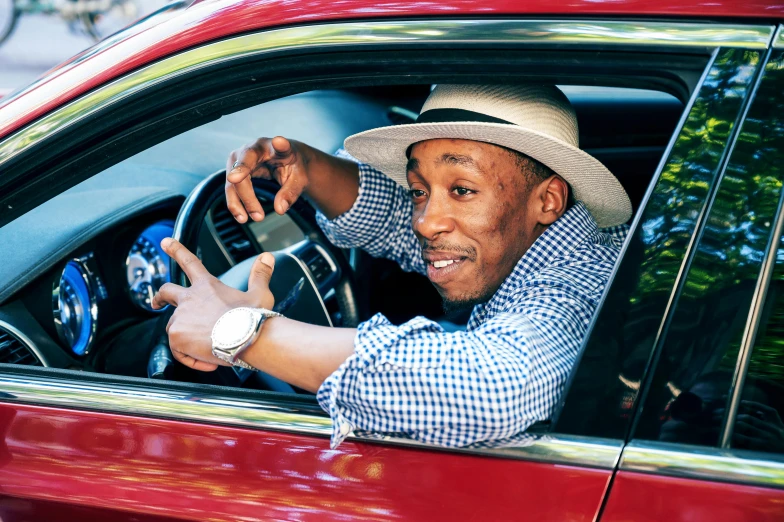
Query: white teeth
433 260 456 268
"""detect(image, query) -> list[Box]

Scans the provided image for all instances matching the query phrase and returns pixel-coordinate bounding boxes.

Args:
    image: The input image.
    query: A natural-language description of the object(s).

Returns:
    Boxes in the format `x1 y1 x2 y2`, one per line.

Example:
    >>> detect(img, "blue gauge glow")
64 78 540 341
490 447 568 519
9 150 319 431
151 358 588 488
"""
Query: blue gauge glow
126 220 174 311
58 261 94 356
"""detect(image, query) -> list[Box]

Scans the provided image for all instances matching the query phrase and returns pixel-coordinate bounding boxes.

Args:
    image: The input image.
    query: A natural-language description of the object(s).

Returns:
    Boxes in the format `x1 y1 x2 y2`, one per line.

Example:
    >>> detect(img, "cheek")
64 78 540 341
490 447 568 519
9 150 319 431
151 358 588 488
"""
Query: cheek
459 199 526 259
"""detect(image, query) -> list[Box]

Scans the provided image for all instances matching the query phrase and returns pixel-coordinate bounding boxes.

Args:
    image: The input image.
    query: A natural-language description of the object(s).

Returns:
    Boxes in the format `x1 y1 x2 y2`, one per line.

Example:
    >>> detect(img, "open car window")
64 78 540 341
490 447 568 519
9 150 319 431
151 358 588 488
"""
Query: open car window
0 83 684 354
0 28 752 457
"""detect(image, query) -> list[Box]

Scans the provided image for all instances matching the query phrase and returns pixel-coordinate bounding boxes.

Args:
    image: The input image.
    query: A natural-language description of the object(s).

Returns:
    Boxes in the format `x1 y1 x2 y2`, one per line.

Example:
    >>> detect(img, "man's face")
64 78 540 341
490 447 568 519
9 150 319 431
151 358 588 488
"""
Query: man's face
407 139 551 311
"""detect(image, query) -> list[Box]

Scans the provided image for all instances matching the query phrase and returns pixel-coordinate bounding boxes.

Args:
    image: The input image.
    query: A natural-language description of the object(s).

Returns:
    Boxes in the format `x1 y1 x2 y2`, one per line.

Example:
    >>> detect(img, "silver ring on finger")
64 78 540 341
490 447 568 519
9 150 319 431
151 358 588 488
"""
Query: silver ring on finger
232 161 243 170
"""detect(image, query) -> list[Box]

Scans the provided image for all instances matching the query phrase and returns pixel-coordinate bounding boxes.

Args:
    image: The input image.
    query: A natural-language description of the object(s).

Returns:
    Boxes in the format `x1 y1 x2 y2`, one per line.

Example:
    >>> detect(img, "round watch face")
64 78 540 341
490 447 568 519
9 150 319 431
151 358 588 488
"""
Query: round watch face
212 308 257 349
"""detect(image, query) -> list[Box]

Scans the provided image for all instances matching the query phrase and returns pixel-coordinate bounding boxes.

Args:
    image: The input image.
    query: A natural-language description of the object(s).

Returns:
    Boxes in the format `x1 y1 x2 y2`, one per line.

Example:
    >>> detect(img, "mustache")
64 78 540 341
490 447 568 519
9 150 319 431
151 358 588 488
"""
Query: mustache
420 240 477 261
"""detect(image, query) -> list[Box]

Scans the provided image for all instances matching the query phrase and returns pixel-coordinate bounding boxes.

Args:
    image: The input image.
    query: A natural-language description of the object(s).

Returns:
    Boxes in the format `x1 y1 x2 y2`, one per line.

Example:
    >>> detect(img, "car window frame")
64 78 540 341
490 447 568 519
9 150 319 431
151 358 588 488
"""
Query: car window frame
0 18 777 469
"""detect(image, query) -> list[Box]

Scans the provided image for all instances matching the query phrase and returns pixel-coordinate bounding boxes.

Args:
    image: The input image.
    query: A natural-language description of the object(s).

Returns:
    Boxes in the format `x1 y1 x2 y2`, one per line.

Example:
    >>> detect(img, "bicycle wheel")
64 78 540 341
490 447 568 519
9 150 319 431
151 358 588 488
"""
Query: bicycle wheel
0 0 18 46
80 0 143 41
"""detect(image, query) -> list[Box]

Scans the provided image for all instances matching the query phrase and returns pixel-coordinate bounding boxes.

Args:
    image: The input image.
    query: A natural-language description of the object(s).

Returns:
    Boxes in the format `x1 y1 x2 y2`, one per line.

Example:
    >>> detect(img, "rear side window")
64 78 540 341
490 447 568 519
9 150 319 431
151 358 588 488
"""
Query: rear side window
631 48 784 449
724 49 784 456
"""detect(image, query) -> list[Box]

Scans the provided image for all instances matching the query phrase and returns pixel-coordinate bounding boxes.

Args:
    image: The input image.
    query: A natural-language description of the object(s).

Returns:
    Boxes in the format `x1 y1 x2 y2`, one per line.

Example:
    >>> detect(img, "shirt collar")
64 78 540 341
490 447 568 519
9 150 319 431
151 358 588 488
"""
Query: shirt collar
468 202 598 326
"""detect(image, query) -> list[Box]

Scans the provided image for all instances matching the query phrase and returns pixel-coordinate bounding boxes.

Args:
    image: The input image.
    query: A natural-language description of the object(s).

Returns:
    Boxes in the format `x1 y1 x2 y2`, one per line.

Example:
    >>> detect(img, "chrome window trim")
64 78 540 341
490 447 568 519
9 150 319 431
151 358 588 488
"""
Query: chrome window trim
0 19 775 169
0 320 48 367
0 373 621 469
774 25 783 49
620 440 784 489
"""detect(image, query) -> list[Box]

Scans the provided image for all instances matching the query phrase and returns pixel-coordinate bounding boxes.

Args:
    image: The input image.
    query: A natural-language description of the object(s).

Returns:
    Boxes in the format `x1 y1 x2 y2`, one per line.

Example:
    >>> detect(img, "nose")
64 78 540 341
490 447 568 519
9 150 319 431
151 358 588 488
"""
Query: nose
413 191 455 241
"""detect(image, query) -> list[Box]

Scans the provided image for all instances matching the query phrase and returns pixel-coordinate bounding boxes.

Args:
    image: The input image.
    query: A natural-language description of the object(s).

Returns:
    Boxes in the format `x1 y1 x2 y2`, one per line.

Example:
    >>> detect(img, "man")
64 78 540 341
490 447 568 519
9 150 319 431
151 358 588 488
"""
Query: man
152 84 632 448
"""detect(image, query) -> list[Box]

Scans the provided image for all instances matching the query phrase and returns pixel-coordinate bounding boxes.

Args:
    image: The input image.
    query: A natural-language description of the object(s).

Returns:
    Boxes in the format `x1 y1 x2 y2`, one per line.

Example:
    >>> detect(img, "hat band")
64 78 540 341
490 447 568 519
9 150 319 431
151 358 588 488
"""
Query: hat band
416 108 514 126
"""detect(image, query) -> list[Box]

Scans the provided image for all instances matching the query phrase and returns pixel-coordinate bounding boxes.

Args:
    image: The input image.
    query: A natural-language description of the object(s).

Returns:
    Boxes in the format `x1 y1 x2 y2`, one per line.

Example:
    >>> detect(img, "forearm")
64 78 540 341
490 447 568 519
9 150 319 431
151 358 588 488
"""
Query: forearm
241 316 357 392
315 159 428 275
299 143 360 219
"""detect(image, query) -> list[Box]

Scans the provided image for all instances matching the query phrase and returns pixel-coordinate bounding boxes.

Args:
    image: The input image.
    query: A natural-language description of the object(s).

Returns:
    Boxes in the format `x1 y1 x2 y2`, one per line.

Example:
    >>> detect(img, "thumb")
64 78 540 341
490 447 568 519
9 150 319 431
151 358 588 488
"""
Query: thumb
247 252 275 297
269 136 293 161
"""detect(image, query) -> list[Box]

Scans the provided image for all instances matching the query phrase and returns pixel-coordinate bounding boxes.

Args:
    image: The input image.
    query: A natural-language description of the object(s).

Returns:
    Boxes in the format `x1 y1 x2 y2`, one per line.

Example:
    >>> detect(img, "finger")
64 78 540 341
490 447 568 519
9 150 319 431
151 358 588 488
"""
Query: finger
161 238 210 283
274 167 307 215
742 400 783 422
227 145 259 184
225 149 238 180
248 252 275 296
226 149 249 223
270 136 294 159
234 175 265 222
152 282 187 309
249 163 271 180
737 415 780 436
170 347 220 372
225 181 248 224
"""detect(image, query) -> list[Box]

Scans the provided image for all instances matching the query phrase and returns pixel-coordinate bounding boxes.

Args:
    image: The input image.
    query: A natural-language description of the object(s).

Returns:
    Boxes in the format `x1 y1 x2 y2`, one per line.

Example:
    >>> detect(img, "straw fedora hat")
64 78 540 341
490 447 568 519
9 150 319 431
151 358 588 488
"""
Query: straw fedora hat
344 84 632 228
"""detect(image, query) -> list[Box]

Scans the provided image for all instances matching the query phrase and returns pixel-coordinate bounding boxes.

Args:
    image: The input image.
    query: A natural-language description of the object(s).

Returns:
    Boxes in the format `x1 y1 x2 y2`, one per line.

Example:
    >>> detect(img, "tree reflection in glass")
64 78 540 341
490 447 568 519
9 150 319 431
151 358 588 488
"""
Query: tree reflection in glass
558 48 763 439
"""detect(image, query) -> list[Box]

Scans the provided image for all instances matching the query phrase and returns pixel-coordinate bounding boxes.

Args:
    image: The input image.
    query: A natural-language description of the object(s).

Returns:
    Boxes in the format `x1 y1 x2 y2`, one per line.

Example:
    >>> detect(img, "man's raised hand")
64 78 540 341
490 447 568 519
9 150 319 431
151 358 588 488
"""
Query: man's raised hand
152 238 276 372
225 136 311 224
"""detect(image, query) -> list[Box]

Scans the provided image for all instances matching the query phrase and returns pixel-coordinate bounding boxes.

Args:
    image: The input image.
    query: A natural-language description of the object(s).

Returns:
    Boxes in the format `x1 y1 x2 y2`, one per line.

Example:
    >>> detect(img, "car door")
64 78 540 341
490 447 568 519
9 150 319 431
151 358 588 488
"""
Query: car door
0 17 775 522
600 27 784 522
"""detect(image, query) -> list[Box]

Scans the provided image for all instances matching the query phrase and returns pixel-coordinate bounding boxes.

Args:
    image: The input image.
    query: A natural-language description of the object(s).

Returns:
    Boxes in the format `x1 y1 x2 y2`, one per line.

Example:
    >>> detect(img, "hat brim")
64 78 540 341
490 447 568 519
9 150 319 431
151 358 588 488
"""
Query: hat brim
344 122 632 228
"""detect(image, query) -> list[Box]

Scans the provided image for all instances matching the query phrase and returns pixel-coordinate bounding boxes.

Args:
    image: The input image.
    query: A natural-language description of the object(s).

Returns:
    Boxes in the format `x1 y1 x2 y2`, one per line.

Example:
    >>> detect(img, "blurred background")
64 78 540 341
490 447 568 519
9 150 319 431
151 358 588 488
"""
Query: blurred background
0 0 165 96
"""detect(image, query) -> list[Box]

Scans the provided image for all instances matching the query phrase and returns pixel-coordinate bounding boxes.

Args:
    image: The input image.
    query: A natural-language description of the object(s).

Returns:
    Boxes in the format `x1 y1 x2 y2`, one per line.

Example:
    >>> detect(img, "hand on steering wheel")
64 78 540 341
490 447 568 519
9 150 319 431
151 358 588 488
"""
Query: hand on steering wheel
226 136 311 223
152 238 276 372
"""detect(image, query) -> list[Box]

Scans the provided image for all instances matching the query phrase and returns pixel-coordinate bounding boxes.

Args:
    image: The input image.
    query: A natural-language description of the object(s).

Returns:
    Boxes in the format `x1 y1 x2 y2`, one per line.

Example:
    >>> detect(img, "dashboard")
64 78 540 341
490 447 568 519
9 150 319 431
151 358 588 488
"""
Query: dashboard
52 218 175 358
8 205 181 367
1 196 324 374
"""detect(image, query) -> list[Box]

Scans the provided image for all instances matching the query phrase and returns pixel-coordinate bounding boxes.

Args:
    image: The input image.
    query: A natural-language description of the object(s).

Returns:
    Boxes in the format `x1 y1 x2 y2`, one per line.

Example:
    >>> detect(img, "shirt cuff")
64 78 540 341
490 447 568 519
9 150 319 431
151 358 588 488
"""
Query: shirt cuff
315 159 400 250
315 315 385 448
316 313 444 448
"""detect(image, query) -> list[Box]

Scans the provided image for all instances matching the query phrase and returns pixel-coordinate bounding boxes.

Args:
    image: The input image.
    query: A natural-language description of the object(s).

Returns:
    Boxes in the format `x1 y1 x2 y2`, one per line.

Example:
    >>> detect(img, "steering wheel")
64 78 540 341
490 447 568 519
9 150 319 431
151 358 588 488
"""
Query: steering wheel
155 169 359 390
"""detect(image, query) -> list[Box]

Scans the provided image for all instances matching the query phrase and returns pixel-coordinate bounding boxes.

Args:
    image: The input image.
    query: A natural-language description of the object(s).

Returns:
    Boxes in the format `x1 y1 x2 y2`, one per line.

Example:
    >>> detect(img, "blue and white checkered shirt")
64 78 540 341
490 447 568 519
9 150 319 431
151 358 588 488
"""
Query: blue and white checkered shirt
316 152 628 449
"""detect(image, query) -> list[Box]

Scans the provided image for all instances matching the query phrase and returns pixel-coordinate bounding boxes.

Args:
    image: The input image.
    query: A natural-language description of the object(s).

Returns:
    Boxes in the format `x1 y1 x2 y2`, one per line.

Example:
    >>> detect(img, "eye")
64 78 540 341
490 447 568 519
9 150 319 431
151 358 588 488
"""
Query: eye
452 186 474 196
409 188 427 199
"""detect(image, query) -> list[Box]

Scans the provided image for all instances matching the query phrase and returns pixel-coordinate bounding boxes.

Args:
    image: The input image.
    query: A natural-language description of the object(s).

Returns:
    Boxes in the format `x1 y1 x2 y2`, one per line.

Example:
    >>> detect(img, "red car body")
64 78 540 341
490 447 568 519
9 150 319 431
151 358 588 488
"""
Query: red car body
1 1 784 521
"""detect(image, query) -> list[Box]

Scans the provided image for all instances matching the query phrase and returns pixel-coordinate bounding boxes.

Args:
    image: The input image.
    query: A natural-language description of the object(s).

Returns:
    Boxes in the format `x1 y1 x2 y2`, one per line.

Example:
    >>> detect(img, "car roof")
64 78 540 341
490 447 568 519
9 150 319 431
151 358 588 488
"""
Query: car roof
0 0 782 141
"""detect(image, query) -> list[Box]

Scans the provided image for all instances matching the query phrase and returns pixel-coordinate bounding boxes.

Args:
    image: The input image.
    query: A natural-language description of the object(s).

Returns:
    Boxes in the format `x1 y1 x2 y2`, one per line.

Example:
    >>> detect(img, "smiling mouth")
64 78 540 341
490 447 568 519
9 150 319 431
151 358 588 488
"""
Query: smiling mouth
425 257 469 283
431 259 459 268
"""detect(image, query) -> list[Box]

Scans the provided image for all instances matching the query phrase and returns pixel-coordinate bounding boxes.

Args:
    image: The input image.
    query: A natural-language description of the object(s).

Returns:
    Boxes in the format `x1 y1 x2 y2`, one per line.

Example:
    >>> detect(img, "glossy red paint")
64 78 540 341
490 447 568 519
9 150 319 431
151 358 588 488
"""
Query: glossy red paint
0 0 783 142
0 402 612 521
601 471 784 522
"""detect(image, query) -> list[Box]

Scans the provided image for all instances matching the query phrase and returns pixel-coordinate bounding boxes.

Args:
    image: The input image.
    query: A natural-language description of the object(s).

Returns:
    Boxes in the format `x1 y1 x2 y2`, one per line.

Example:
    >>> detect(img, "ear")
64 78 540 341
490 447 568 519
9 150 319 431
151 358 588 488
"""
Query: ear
533 175 569 226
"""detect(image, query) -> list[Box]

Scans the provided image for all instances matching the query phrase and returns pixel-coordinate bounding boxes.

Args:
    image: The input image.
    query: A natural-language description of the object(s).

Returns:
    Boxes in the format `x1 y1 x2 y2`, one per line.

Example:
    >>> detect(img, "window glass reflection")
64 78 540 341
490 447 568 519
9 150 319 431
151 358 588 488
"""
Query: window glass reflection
733 49 784 454
638 50 784 450
557 48 762 439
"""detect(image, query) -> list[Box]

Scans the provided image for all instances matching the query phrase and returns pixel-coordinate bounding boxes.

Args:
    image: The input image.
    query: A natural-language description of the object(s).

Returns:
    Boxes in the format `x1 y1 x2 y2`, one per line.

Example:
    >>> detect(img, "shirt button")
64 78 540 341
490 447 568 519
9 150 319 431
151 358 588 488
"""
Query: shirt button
340 422 351 436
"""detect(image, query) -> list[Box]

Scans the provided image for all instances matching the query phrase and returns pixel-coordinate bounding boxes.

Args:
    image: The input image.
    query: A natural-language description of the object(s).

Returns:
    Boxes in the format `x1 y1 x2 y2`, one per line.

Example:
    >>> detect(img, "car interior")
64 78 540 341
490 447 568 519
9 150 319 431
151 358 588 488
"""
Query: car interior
0 80 685 395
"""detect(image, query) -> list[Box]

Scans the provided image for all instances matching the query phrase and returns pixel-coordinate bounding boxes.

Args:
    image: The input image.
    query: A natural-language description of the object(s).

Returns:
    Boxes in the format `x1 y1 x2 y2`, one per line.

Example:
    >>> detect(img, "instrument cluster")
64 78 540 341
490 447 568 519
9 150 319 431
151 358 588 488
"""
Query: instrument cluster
125 220 174 312
52 256 104 356
51 219 174 357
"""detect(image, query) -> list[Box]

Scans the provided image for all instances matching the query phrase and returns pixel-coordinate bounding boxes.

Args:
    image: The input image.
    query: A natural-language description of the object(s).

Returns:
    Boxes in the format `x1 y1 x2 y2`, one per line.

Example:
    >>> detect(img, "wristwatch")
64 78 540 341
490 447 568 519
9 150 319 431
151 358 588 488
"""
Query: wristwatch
211 307 282 371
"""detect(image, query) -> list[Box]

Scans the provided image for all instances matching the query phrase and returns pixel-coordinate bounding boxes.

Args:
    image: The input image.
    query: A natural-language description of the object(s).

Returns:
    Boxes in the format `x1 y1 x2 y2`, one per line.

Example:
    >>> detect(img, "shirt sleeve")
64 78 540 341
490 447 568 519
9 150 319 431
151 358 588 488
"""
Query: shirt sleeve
316 280 591 449
316 150 425 275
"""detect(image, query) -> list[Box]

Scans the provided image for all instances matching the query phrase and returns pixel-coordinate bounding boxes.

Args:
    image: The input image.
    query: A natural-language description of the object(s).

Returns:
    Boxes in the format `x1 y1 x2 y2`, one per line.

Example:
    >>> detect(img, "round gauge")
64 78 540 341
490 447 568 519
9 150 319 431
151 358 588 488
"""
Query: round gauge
54 260 96 356
126 220 174 311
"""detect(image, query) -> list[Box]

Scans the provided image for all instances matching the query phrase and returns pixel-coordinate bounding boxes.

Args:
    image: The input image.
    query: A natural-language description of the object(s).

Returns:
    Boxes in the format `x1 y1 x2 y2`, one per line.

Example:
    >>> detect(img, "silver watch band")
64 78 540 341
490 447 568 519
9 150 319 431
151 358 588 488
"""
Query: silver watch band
232 357 260 372
229 308 283 372
220 307 282 371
